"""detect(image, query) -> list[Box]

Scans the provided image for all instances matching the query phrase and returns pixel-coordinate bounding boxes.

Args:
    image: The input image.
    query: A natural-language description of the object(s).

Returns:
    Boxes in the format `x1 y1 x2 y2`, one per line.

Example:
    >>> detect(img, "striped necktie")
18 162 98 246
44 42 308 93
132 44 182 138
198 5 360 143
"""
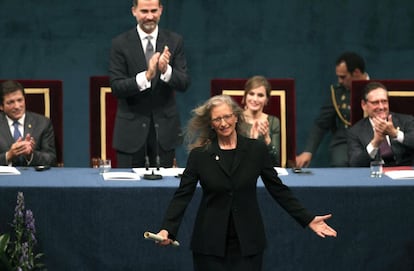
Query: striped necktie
145 36 154 63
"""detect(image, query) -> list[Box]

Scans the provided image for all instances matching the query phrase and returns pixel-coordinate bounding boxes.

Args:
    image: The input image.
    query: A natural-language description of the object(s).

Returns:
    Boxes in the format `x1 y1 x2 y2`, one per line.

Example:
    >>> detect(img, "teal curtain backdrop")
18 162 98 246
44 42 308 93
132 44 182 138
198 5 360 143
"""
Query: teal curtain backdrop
1 0 413 167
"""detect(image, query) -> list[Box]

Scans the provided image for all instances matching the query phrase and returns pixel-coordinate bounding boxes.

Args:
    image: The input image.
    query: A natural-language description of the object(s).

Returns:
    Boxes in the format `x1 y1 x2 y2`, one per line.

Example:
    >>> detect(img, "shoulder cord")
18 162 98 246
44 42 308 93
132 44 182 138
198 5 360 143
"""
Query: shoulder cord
330 85 351 126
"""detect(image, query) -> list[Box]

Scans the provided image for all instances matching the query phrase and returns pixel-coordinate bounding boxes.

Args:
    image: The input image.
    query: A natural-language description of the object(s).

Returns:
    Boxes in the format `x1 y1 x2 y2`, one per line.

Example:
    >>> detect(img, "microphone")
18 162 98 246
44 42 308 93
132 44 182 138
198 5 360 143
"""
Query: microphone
144 142 150 170
154 123 161 171
143 122 162 180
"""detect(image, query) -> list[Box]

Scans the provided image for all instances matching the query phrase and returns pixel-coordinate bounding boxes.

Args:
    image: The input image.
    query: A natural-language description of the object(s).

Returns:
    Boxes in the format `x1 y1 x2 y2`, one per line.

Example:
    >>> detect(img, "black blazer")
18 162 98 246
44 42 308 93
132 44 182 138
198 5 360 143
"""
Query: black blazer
348 112 414 167
162 135 314 257
109 27 190 153
0 111 56 166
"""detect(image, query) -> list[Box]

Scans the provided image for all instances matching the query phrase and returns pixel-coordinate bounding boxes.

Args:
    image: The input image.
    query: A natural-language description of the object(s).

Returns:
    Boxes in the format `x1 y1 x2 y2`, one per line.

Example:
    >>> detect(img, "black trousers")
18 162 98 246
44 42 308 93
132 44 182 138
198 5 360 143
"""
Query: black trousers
116 147 175 168
116 119 175 168
192 238 263 271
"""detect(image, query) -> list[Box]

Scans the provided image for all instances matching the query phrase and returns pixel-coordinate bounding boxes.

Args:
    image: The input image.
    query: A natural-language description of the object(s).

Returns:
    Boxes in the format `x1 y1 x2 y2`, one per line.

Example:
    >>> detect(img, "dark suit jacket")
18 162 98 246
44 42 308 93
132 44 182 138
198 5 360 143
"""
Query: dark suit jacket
0 111 56 166
162 135 314 257
348 112 414 167
109 27 190 153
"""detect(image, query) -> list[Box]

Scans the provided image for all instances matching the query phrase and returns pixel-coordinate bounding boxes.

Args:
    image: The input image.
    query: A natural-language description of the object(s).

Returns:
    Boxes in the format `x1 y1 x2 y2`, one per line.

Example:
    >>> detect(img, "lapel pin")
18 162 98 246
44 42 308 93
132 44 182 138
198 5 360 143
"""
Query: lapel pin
215 155 219 161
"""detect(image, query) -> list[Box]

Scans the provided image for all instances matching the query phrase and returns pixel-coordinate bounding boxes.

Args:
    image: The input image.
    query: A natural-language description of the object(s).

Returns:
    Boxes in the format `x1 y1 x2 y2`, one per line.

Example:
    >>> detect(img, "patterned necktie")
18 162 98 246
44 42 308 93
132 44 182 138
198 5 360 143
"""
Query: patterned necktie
145 36 154 63
379 139 393 160
13 121 22 141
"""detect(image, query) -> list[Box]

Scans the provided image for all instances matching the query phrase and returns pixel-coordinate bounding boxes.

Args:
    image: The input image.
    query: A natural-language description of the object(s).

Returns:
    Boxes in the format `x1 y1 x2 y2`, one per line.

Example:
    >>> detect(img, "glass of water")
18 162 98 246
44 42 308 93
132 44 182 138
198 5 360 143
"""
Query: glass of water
99 159 111 174
370 160 384 178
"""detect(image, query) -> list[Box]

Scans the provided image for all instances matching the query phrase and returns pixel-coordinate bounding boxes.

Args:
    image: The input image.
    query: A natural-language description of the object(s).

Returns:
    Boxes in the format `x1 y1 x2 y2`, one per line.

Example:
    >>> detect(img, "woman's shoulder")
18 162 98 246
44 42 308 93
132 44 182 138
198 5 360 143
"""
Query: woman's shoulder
267 114 280 122
267 114 280 127
189 143 215 156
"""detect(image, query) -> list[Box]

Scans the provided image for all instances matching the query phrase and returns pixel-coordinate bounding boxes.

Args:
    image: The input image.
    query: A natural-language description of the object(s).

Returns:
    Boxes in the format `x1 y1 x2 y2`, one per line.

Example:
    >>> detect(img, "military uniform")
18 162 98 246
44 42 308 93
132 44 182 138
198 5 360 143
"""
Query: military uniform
303 84 351 167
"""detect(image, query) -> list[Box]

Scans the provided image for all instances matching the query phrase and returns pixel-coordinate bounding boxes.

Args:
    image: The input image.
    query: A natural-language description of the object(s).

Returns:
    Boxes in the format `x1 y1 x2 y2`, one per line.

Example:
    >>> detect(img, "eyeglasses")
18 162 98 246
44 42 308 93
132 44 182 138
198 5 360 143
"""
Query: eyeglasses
211 113 234 124
366 99 388 106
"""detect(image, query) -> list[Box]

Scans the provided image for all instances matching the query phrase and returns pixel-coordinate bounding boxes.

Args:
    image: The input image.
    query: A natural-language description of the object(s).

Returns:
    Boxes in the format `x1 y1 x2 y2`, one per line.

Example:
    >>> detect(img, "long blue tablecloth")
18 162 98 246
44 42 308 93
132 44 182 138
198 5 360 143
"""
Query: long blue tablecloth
1 167 413 270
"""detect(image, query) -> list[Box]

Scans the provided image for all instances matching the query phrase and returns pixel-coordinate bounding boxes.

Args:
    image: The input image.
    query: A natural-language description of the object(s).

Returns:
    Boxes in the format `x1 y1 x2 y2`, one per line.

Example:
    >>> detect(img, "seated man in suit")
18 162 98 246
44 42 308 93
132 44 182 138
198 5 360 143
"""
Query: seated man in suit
348 82 414 167
0 80 57 167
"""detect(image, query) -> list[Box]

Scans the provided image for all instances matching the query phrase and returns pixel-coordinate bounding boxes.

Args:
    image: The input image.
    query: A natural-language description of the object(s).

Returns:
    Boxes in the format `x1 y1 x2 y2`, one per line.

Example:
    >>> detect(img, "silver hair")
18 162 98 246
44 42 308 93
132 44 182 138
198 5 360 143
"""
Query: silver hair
185 95 243 151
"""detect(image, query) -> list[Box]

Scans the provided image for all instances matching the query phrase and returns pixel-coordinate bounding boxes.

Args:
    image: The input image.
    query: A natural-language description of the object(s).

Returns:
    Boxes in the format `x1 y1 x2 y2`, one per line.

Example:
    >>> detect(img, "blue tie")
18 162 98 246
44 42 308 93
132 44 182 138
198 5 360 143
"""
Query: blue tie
13 121 22 141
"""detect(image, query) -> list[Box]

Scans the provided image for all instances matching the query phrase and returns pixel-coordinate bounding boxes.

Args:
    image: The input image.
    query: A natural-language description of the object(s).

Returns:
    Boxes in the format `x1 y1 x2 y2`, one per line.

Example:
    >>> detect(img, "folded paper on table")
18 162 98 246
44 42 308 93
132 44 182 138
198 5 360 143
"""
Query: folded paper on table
143 231 180 247
102 172 140 181
0 166 21 175
133 167 184 177
383 166 414 172
274 167 289 176
384 170 414 180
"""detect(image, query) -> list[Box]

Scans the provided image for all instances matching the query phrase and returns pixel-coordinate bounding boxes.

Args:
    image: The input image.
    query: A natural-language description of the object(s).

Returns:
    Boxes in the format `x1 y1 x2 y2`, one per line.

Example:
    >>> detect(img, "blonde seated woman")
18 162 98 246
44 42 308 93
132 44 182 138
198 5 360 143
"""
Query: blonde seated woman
239 76 281 166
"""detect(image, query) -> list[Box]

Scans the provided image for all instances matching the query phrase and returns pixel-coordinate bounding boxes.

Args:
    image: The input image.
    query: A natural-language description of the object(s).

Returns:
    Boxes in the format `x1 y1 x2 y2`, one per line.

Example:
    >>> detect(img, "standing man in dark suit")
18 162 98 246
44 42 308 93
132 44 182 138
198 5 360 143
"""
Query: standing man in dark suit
348 82 414 167
109 0 190 168
0 80 56 167
296 52 369 168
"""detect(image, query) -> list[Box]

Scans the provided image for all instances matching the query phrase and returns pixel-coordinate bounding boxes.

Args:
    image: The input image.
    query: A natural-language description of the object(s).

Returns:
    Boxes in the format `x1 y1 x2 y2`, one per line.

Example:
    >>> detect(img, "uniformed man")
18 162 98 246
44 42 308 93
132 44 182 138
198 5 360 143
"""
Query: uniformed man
296 52 369 167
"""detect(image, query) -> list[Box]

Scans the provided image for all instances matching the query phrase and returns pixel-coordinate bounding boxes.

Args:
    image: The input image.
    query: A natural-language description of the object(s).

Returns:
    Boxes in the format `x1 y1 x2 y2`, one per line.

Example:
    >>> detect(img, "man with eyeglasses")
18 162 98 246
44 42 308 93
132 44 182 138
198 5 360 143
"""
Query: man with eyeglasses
296 52 369 167
347 82 414 167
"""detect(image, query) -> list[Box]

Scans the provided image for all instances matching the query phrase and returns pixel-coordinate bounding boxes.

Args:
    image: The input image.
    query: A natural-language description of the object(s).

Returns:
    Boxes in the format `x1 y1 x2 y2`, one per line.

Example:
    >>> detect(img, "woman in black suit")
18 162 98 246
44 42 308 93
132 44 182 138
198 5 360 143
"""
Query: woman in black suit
157 95 336 271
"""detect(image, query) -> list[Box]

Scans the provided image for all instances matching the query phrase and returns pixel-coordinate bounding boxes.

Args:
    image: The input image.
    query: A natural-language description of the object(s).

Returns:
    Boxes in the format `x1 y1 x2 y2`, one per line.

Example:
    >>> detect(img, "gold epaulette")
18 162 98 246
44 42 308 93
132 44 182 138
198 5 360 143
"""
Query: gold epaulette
330 85 351 126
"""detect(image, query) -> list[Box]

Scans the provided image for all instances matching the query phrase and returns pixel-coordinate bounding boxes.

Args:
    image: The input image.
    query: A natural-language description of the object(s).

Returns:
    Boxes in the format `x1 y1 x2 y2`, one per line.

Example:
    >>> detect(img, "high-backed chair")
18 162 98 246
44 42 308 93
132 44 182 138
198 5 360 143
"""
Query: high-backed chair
0 79 64 166
89 76 118 167
351 80 414 124
211 78 296 168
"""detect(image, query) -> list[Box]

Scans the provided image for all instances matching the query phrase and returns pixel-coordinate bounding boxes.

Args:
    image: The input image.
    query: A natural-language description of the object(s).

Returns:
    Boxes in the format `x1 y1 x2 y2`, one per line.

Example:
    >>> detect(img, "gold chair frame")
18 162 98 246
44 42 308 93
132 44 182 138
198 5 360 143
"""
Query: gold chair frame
100 87 112 160
25 88 51 118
